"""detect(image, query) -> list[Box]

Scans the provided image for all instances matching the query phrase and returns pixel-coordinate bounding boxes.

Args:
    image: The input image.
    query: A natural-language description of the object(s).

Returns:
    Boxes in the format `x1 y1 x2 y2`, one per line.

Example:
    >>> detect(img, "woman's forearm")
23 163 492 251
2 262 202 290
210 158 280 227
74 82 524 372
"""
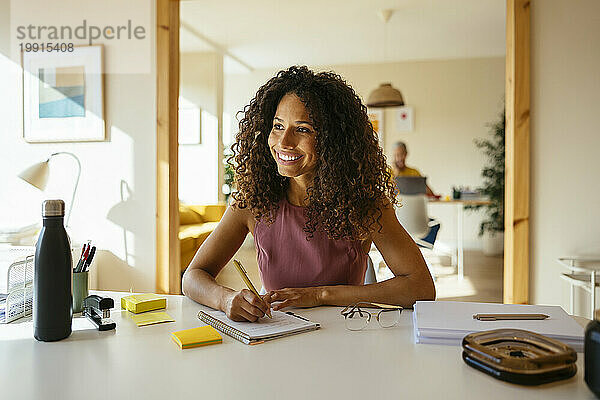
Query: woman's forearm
319 272 435 308
182 268 234 311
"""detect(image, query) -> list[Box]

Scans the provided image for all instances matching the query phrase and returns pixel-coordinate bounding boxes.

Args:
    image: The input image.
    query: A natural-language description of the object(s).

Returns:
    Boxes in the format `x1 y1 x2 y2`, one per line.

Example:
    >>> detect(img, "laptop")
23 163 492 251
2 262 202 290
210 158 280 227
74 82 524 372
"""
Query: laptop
394 176 427 195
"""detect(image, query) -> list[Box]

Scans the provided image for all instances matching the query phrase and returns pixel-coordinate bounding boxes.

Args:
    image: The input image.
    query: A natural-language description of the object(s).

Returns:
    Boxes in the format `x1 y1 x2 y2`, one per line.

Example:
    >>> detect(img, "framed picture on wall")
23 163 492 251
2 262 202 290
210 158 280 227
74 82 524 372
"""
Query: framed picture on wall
367 108 385 149
22 45 105 143
396 106 414 132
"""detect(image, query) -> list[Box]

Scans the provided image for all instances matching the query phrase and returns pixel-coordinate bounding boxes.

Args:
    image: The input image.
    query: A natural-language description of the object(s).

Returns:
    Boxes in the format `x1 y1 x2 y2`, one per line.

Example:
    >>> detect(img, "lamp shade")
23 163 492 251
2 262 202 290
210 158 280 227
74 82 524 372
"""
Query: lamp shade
18 160 50 190
367 83 405 108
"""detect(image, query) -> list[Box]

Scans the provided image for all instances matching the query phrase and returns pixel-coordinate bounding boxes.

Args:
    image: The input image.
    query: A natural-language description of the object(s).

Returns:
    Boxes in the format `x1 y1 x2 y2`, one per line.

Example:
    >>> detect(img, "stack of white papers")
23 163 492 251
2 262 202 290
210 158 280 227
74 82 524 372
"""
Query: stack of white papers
413 301 585 352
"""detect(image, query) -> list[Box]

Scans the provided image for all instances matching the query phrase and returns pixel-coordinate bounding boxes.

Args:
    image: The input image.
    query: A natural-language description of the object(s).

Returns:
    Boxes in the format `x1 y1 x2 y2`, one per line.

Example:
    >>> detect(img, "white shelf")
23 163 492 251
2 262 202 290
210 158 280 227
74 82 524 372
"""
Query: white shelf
560 273 600 291
558 256 600 319
557 256 600 273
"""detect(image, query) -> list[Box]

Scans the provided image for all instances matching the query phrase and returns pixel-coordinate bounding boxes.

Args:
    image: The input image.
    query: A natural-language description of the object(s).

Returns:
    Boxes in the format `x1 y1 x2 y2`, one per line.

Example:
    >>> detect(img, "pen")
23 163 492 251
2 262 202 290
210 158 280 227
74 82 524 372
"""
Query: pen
77 243 92 273
82 246 96 272
79 243 87 259
75 243 88 272
473 313 549 321
286 311 310 322
232 259 272 318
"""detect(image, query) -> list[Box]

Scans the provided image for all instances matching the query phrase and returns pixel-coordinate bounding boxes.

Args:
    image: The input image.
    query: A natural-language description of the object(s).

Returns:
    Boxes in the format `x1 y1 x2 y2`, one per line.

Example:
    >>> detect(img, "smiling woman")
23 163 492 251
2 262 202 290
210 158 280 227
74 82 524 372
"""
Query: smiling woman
268 94 318 183
182 66 435 322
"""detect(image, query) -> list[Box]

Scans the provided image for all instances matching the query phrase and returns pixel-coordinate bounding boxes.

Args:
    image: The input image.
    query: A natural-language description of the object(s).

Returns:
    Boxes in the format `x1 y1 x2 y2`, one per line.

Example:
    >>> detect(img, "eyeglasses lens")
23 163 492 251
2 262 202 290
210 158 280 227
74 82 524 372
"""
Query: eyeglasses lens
378 309 401 328
345 310 369 331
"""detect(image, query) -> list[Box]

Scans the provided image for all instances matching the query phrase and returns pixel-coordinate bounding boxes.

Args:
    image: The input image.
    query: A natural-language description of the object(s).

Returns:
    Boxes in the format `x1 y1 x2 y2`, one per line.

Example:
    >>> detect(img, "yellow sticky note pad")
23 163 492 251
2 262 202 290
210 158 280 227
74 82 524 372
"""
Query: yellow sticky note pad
121 293 167 314
131 311 175 327
171 326 222 349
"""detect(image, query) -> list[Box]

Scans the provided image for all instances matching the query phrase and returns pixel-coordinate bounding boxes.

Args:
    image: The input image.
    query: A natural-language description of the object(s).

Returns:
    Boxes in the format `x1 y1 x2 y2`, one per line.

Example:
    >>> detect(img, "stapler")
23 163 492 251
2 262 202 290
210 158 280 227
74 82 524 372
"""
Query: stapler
83 295 116 331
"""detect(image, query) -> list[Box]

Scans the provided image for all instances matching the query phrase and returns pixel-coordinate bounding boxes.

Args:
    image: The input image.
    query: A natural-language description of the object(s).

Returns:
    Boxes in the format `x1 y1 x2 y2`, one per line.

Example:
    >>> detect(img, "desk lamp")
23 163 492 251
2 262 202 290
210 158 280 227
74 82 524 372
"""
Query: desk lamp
18 152 81 227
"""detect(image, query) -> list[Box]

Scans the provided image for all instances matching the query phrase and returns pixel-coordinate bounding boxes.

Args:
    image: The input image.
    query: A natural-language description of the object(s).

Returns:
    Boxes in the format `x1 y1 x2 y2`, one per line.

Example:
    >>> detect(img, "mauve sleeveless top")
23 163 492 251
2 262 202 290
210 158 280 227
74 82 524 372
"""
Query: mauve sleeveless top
254 199 368 291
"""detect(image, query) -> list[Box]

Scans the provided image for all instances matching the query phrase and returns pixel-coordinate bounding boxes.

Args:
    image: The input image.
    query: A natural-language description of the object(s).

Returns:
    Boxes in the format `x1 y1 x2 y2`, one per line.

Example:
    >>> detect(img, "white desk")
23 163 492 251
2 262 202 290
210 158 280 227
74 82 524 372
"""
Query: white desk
0 292 593 399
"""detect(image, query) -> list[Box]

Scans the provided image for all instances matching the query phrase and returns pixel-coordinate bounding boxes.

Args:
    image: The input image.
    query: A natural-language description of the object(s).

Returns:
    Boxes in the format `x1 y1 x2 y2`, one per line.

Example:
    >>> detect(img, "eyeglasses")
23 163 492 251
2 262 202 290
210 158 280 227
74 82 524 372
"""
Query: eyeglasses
341 302 403 331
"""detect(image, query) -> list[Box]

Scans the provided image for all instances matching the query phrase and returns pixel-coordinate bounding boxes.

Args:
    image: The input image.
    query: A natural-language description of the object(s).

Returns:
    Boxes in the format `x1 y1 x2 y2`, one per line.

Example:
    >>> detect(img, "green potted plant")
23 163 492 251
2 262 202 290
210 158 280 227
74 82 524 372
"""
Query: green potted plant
469 109 505 255
222 146 235 203
223 163 235 203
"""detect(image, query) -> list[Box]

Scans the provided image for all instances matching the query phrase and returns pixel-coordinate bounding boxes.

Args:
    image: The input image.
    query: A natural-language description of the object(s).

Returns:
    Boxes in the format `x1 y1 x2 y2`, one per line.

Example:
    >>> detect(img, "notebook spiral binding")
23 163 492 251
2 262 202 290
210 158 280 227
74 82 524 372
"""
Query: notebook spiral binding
198 311 252 344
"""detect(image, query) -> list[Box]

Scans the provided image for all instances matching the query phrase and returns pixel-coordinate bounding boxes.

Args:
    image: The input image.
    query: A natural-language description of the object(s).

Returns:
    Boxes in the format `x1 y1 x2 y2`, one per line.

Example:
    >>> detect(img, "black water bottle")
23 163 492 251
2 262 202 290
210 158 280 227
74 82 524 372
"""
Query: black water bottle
34 199 72 341
586 310 600 397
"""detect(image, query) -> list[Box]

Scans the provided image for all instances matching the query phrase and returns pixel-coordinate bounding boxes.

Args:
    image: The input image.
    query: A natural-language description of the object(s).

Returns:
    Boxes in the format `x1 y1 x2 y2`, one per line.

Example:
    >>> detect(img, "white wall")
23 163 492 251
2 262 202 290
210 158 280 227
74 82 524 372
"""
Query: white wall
179 52 221 204
225 57 505 249
530 0 600 314
0 0 157 292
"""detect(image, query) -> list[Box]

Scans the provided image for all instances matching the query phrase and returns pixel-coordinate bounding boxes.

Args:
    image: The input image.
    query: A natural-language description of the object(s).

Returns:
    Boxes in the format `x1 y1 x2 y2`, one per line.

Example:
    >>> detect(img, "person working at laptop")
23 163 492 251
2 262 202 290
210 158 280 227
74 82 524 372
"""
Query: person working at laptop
392 141 437 197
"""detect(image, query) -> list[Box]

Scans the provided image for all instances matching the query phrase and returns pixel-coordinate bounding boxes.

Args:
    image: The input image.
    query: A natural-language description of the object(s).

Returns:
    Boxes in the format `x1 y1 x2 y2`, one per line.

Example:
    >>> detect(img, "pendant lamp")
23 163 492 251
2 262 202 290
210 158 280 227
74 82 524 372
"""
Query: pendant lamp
367 83 405 108
367 9 405 108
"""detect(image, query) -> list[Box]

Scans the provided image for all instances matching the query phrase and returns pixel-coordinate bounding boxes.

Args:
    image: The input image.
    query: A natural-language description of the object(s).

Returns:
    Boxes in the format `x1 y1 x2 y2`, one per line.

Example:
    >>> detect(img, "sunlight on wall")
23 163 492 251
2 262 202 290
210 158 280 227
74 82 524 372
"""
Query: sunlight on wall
223 112 233 147
178 97 219 204
0 0 157 294
0 56 155 293
103 127 135 267
0 53 43 228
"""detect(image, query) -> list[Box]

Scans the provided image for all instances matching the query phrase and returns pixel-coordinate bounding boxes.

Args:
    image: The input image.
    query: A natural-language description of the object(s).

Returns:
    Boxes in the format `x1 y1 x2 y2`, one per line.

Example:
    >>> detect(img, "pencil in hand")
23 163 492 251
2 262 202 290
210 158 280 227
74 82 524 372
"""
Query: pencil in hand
232 259 272 319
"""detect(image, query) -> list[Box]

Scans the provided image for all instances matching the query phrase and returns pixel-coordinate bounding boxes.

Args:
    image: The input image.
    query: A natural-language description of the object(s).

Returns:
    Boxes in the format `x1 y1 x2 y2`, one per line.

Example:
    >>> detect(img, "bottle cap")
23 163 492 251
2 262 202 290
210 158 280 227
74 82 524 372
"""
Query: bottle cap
42 199 65 217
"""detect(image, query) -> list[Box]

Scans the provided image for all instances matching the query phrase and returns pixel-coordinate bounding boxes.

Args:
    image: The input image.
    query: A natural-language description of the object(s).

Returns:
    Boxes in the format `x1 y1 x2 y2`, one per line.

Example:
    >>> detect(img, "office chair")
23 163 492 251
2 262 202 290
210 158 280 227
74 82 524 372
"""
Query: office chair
393 176 440 248
364 176 441 285
395 194 429 238
364 256 377 285
415 220 441 250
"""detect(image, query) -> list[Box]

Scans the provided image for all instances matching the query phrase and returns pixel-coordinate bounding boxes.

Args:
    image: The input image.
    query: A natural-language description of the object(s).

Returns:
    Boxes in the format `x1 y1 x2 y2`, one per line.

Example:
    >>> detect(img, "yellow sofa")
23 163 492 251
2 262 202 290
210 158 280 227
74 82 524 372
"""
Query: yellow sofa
179 203 226 273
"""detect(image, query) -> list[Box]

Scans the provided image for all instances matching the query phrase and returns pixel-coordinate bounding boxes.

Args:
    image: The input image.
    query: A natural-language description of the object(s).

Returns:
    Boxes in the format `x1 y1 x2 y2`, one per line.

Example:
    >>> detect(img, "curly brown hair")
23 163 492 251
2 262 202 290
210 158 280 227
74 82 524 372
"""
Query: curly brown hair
230 66 397 240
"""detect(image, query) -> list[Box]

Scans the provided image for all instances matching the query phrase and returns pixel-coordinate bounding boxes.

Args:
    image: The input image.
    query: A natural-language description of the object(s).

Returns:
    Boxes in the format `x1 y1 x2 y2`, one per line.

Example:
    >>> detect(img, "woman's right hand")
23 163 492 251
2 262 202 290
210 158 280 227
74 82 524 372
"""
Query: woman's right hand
221 289 270 322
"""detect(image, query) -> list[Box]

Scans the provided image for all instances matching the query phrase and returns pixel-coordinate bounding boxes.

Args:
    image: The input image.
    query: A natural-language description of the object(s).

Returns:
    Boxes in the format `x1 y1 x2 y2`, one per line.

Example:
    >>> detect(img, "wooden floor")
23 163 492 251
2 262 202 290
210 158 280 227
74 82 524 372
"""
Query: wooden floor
215 237 503 303
421 248 503 303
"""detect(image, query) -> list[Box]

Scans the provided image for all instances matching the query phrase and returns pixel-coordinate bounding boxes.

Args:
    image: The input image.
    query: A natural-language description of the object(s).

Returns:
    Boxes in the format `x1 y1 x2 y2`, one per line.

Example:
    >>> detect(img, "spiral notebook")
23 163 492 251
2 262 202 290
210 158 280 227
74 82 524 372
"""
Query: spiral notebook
197 305 320 345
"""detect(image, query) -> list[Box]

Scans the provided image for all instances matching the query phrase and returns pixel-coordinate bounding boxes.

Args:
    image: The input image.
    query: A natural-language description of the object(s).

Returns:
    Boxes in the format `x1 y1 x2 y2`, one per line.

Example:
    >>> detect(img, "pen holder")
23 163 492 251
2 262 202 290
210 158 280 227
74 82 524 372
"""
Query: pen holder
73 271 89 313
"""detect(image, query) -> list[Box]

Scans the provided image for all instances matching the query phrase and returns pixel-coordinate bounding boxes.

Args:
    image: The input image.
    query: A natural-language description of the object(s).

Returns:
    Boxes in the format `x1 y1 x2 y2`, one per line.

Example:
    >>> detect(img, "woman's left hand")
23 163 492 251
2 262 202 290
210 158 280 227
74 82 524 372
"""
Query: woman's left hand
264 287 323 311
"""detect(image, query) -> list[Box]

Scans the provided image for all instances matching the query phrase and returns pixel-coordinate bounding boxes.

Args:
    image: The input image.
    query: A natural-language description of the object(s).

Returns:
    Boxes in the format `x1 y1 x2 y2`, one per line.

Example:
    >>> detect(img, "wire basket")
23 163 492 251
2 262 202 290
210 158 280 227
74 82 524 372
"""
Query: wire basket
1 254 34 323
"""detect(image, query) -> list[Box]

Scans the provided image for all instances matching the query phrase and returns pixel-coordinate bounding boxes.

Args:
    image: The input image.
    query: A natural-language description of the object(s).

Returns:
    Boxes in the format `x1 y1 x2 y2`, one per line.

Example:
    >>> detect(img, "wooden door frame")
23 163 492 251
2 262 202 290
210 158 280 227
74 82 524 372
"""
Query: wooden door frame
155 0 531 300
504 0 530 304
156 0 180 294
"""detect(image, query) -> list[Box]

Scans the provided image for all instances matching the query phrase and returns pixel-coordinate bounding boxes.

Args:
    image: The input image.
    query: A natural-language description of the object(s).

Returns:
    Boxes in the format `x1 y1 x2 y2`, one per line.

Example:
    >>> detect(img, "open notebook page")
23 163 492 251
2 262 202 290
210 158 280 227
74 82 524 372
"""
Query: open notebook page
198 306 318 340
